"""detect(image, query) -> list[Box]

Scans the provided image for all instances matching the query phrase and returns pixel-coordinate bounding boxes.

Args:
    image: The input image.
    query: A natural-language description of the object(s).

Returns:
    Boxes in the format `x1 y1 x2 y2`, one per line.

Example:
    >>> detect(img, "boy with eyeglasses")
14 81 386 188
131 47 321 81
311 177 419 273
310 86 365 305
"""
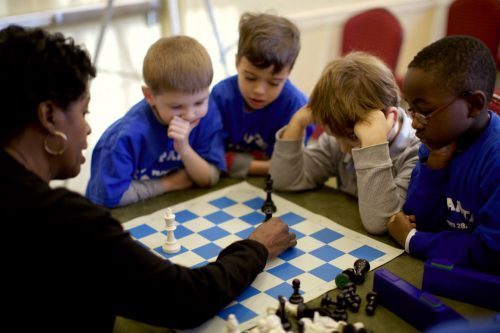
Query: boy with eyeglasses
270 52 420 235
388 36 500 273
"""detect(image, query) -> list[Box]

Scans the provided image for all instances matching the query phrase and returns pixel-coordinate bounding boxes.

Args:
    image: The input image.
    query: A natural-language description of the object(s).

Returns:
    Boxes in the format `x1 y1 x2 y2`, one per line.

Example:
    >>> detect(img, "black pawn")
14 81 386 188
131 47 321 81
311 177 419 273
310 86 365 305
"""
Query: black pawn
278 295 291 331
320 293 337 308
365 291 378 316
336 293 347 309
331 307 348 321
352 258 370 284
261 175 276 221
289 278 304 304
335 271 351 289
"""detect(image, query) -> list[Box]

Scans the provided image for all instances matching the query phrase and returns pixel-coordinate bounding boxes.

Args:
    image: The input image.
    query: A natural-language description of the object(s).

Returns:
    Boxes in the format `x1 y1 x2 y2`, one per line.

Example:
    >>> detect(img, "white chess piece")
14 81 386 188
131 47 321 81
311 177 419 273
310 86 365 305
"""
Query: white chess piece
162 208 180 254
226 314 240 333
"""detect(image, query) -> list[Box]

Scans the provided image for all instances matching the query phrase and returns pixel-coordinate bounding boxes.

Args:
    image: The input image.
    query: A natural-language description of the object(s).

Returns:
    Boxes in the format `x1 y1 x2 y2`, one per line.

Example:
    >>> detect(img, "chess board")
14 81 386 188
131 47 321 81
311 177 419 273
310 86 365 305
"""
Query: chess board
122 181 403 332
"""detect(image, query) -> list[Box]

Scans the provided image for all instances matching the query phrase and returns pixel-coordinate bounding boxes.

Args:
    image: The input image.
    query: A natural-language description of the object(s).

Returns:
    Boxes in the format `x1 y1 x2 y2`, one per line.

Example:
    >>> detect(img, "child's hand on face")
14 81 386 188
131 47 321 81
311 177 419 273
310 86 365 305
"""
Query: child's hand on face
427 142 457 169
387 212 416 248
354 109 394 147
168 116 199 154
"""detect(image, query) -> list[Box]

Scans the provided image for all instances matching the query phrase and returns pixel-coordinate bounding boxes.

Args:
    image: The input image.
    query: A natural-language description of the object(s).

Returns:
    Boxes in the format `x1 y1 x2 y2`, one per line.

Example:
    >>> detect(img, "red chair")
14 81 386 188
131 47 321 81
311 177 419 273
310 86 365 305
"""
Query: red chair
446 0 500 69
490 93 500 115
341 8 403 76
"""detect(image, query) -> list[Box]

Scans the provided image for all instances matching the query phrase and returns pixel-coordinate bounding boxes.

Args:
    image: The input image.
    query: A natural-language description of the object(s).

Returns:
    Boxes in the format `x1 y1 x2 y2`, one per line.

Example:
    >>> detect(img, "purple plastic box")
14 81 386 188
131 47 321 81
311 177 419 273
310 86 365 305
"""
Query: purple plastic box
374 268 465 330
423 259 500 311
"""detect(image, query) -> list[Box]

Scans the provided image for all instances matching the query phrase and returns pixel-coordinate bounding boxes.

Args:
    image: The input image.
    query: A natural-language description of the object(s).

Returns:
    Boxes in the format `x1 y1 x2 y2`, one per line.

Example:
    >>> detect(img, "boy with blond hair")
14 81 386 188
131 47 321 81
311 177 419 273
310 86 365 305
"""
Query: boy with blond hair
388 36 500 273
210 12 313 178
270 52 420 234
87 36 225 207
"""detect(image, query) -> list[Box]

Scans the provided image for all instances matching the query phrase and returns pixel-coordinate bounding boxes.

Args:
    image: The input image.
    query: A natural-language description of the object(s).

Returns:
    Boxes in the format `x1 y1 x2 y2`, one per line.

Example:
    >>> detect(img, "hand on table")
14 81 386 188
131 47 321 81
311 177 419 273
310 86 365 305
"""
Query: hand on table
387 212 416 248
249 217 297 259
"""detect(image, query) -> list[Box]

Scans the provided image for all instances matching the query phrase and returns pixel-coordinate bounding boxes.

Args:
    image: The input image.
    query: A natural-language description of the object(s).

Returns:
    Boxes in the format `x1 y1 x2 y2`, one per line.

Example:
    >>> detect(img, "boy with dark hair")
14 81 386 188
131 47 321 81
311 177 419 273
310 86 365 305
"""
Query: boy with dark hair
270 52 420 234
388 36 500 273
210 12 313 178
87 36 226 207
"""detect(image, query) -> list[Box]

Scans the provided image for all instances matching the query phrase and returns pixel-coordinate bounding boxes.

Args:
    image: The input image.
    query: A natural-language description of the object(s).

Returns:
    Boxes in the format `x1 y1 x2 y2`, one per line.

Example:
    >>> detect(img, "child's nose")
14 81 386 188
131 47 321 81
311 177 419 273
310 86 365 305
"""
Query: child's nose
182 108 197 122
252 82 266 95
411 117 425 130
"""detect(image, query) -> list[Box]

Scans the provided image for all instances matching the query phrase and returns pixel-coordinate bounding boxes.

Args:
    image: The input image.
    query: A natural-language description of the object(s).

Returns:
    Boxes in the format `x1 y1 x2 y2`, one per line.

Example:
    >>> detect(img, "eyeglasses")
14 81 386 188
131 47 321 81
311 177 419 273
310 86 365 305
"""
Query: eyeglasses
407 91 472 125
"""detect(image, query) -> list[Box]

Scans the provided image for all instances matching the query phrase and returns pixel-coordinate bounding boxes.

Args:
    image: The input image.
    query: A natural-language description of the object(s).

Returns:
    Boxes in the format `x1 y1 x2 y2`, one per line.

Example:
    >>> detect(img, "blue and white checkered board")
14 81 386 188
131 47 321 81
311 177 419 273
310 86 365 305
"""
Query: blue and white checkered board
123 181 403 332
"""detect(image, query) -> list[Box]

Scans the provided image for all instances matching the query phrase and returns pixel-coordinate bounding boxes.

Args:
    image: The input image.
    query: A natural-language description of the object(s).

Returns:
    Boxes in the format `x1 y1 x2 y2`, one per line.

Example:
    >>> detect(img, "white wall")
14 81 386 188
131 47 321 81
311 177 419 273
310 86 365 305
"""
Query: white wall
177 0 454 95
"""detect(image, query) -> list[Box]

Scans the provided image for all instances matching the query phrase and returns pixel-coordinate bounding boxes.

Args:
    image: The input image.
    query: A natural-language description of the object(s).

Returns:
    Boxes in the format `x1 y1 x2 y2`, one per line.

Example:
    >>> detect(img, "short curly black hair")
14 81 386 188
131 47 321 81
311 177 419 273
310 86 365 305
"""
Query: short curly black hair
408 35 495 100
0 25 96 146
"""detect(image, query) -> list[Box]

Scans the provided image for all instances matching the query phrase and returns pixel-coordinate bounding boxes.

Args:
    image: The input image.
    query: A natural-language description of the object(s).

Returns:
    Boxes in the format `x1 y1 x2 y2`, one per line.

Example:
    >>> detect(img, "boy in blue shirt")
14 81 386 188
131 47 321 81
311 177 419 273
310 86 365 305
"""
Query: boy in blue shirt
86 36 225 207
210 12 313 178
388 36 500 273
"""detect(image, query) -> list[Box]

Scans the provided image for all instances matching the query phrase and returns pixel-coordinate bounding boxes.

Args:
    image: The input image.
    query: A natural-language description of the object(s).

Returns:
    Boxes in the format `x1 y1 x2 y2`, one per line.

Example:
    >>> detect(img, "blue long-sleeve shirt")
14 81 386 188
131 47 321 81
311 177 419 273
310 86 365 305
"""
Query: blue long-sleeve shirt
210 75 313 157
86 99 226 207
403 111 500 273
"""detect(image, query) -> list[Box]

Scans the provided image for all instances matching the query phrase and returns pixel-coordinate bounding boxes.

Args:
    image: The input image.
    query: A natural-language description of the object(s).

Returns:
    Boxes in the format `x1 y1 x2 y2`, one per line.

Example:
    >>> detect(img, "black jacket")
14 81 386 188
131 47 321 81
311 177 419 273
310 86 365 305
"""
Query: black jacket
0 149 267 332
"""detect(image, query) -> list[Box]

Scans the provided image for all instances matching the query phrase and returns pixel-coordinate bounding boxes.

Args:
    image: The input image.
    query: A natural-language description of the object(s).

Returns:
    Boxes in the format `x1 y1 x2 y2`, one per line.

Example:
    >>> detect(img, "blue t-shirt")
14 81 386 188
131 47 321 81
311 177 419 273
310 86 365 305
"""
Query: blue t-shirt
403 111 500 271
86 99 226 207
210 75 313 157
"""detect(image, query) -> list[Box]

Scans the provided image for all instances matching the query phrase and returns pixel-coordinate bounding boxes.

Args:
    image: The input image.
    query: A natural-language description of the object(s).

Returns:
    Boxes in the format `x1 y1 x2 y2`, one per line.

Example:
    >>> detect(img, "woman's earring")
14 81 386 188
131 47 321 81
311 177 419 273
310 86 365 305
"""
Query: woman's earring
44 130 68 155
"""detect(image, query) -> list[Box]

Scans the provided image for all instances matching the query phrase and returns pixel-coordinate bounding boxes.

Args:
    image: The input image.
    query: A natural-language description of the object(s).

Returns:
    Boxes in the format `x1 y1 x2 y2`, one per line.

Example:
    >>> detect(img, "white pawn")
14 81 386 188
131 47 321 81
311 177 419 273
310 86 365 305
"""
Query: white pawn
162 208 180 254
226 314 240 333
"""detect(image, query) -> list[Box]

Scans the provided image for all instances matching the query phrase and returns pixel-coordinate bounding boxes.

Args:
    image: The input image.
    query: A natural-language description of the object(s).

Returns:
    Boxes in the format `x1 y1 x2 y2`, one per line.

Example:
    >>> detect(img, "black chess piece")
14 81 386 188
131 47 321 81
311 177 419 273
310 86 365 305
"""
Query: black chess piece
365 291 378 316
352 258 370 284
331 307 348 321
336 293 347 309
343 323 356 333
278 295 292 331
261 175 276 221
335 271 351 289
289 278 304 304
320 293 337 308
295 303 331 319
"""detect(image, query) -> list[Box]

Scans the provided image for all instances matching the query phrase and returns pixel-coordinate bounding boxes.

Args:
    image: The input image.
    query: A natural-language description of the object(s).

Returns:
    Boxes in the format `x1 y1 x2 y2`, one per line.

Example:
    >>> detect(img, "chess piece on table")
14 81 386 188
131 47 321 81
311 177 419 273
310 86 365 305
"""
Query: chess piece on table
300 311 342 333
261 174 277 221
352 258 370 284
335 269 354 289
320 293 337 308
226 314 240 333
365 291 378 316
277 295 292 331
289 278 304 304
162 208 180 254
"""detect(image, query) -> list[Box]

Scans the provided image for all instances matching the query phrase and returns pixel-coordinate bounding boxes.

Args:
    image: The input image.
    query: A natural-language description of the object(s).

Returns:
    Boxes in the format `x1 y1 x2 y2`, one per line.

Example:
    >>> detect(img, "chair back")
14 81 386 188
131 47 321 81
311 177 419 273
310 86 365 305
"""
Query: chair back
446 0 500 68
341 8 403 73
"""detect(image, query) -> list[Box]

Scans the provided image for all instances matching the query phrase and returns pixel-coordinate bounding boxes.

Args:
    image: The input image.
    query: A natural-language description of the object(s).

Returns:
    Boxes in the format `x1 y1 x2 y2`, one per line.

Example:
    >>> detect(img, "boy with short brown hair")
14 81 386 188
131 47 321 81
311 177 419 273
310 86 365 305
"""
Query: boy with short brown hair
210 12 313 178
270 52 420 234
87 36 226 207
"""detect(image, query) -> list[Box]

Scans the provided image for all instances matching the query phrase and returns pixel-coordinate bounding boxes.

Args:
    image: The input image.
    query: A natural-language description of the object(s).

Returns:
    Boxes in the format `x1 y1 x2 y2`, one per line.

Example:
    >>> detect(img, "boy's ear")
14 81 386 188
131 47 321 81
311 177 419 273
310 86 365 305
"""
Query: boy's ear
384 106 399 125
467 90 486 117
141 86 155 106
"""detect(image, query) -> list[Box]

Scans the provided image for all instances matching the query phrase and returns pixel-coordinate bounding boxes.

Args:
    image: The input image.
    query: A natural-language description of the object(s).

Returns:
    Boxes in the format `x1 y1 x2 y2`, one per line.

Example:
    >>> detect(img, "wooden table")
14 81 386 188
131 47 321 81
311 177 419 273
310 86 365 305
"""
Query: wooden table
111 177 495 333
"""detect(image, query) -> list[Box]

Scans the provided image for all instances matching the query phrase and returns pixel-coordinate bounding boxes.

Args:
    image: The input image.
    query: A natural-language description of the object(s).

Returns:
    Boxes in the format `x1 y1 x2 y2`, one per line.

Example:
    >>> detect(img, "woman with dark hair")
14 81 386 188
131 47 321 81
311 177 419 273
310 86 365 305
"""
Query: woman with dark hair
0 25 296 332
